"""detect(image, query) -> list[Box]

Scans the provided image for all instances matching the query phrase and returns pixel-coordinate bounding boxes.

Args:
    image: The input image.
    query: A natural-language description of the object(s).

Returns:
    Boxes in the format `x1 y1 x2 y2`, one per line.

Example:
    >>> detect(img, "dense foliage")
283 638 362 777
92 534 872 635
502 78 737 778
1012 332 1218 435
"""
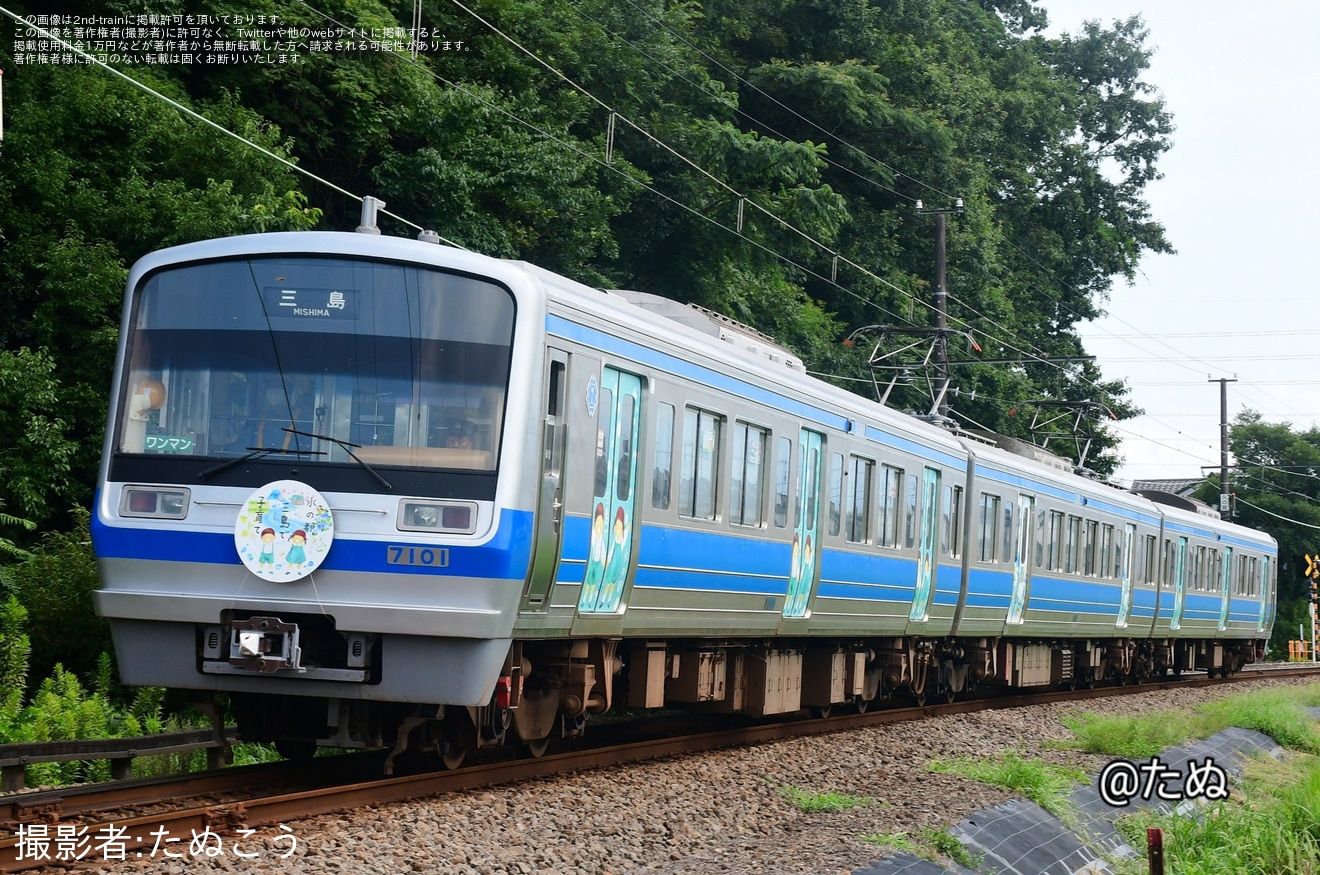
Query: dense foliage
0 0 1176 540
1195 412 1320 657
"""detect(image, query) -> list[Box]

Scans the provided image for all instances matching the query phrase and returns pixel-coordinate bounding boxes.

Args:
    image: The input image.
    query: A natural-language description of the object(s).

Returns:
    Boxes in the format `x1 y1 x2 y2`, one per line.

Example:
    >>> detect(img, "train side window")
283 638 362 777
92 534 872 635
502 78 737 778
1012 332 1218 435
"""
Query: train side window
1193 545 1205 590
847 456 873 543
773 437 792 528
878 464 902 547
1100 524 1114 578
1143 535 1158 585
1047 511 1065 571
1083 520 1098 576
730 421 767 527
979 493 1000 562
652 403 674 510
679 407 722 521
1065 517 1082 574
827 453 843 536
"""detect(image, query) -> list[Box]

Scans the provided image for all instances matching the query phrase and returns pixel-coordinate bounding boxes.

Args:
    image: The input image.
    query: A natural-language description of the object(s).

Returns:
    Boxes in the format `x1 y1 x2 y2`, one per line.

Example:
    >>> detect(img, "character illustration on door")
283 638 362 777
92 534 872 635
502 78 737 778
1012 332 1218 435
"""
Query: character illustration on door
1170 537 1187 631
577 368 640 615
1116 525 1135 628
783 430 822 619
1007 495 1033 625
909 467 940 622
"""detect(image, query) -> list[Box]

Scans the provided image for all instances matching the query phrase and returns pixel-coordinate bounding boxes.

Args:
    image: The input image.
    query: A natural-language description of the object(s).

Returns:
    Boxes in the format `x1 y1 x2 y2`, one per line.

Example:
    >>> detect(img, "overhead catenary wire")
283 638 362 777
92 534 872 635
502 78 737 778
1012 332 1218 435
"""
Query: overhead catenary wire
0 4 468 248
13 0 1288 478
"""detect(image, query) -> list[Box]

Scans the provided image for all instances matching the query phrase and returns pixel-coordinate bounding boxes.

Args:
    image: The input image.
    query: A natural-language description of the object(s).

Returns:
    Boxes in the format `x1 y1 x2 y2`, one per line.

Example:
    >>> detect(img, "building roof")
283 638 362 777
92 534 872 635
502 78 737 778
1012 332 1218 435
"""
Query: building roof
1130 478 1205 497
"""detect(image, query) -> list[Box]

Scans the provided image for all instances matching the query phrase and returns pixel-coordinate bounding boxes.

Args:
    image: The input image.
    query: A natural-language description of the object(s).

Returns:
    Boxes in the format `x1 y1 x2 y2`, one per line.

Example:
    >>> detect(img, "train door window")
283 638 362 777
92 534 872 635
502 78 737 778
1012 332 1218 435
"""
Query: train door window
1192 546 1205 591
947 485 963 558
846 456 873 543
1035 507 1046 568
679 407 722 521
615 394 636 501
827 452 844 537
979 493 1000 562
773 436 792 528
1002 500 1014 565
730 421 767 527
904 474 919 549
652 402 674 510
1100 525 1114 578
1142 535 1157 585
594 387 614 498
1083 520 1098 576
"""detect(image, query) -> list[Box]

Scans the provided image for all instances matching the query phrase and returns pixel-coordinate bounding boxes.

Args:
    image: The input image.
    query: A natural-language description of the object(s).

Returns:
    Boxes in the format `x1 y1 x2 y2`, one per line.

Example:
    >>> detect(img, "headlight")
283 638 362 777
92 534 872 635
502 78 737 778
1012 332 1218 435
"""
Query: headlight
397 500 477 534
120 486 191 519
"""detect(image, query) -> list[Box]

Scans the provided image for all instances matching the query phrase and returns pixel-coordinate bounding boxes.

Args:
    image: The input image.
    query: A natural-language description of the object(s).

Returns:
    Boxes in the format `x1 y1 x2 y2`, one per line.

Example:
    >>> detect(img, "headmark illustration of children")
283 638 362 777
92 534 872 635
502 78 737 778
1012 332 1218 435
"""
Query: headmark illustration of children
286 529 308 567
258 528 277 570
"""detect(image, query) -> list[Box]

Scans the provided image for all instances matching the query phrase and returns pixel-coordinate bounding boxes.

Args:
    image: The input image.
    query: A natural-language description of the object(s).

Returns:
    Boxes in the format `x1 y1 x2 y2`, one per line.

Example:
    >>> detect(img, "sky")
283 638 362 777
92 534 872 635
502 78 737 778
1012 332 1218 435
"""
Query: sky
1041 0 1320 487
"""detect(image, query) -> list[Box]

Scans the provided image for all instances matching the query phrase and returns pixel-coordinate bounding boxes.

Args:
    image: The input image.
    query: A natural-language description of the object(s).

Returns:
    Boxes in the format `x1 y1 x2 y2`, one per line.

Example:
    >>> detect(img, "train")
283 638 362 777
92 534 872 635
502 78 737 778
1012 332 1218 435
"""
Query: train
92 216 1278 767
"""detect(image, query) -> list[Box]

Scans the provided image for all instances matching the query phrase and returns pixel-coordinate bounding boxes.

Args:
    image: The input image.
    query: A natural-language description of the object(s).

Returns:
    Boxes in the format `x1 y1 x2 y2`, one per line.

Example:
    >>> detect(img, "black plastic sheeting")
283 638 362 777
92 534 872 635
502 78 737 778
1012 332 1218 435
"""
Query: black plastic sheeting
855 726 1285 875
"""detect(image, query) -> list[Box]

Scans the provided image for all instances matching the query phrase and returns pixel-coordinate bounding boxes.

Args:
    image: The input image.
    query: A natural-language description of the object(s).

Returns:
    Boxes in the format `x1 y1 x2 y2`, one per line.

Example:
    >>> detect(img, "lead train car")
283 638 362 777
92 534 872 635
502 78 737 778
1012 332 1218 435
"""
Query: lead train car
93 229 1277 762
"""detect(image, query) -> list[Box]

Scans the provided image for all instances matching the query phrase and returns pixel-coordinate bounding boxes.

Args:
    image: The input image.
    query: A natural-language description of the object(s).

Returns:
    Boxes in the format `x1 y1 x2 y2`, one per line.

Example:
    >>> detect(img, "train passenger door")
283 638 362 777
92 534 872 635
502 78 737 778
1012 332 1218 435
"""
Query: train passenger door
1217 546 1233 631
909 466 941 622
1169 536 1188 630
1007 493 1033 625
1115 523 1136 628
577 367 642 615
520 349 568 612
783 428 822 619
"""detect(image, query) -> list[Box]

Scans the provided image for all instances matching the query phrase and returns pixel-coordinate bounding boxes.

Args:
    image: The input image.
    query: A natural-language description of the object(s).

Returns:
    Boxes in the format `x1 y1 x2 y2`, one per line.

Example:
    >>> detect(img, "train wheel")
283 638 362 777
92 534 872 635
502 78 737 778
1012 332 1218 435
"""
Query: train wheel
519 736 551 758
439 709 476 770
856 697 871 714
810 704 833 718
274 739 317 762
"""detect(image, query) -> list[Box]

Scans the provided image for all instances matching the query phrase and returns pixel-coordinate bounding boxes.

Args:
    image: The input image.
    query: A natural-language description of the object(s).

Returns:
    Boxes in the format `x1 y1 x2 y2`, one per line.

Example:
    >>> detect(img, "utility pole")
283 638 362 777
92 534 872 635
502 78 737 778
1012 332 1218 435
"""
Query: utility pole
1209 376 1237 520
916 199 963 419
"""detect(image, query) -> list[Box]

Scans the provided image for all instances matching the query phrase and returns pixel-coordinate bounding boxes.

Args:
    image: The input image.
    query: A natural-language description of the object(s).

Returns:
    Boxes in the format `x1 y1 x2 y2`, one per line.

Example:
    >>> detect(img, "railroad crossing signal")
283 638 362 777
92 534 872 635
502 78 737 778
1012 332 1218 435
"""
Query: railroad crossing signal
1307 554 1320 580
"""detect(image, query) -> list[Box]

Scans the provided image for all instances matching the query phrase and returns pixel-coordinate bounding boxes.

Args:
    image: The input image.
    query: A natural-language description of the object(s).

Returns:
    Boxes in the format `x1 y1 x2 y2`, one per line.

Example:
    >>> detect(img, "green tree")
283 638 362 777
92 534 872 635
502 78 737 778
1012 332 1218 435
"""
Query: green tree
0 56 319 528
1193 411 1320 656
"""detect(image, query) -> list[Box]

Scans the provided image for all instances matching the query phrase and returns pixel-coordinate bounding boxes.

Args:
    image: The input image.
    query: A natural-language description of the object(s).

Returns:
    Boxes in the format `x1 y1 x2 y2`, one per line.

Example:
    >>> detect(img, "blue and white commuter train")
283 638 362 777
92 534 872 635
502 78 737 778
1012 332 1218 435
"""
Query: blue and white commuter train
92 223 1278 763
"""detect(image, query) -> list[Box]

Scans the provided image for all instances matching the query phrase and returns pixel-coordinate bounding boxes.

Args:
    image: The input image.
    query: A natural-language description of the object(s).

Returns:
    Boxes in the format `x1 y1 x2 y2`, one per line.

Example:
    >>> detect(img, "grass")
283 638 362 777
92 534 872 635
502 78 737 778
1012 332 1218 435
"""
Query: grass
861 827 980 869
1065 683 1320 874
1059 683 1320 760
928 751 1088 818
1114 751 1320 875
777 784 875 812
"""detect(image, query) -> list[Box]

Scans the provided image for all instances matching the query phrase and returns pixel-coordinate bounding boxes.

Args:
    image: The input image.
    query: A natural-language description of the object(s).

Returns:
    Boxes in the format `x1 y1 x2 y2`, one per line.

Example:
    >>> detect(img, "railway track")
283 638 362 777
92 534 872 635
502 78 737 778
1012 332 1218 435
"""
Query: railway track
3 665 1317 872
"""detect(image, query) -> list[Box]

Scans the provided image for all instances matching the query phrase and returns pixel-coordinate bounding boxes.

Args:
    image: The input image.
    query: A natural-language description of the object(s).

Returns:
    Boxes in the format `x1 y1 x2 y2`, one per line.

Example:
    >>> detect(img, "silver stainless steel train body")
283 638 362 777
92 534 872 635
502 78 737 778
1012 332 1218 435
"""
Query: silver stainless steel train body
93 229 1278 759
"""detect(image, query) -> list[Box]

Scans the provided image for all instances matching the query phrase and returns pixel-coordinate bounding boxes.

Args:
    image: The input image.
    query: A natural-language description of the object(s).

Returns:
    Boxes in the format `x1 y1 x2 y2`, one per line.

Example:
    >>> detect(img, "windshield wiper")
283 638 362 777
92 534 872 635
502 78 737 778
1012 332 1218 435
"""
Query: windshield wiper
197 445 327 481
282 427 392 491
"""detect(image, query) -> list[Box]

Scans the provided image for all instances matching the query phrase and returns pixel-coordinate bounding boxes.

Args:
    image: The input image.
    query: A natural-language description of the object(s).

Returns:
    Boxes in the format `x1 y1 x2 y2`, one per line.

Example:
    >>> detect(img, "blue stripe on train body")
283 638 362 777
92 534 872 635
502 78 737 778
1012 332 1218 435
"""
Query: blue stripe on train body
92 508 535 579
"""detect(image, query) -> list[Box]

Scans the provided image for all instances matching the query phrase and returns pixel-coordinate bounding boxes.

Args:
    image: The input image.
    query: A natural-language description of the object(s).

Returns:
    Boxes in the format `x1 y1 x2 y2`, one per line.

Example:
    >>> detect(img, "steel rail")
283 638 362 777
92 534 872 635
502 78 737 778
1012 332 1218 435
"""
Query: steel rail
3 665 1318 872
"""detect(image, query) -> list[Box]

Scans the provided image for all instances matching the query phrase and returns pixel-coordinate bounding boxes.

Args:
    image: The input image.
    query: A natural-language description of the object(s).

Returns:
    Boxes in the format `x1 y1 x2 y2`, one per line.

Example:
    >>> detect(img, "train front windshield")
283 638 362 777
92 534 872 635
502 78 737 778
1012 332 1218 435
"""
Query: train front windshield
117 256 515 474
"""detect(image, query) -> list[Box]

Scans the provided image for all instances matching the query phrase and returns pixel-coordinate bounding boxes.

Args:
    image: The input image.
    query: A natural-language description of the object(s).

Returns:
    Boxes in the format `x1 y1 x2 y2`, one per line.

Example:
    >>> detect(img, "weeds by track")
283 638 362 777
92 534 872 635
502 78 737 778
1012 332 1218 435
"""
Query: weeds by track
3 665 1318 872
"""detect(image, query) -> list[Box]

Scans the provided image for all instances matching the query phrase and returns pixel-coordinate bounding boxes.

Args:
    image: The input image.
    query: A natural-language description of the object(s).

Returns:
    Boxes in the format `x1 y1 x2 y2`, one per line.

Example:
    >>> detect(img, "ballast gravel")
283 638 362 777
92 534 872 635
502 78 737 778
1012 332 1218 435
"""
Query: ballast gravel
71 677 1311 875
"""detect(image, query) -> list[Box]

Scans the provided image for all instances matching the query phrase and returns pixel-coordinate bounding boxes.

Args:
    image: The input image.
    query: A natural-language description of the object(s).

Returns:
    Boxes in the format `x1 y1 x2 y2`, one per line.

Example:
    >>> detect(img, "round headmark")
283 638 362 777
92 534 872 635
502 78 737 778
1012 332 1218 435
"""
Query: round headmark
234 480 335 582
